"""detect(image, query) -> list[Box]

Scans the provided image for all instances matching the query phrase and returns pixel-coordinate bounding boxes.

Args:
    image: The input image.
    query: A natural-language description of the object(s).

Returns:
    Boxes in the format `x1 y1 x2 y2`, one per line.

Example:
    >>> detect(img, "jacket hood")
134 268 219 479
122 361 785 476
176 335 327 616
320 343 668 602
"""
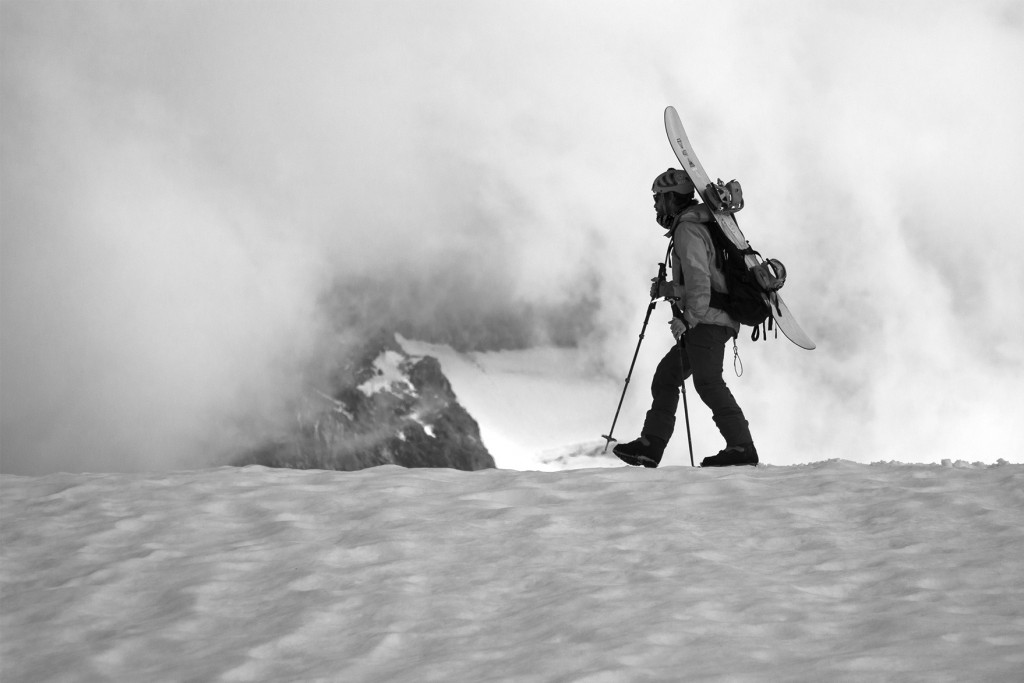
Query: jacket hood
664 203 714 237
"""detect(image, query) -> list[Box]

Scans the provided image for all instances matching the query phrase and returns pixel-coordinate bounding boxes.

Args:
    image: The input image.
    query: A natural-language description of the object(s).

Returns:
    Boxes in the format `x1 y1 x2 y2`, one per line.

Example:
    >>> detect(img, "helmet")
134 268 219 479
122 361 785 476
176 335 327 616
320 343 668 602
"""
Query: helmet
651 168 694 195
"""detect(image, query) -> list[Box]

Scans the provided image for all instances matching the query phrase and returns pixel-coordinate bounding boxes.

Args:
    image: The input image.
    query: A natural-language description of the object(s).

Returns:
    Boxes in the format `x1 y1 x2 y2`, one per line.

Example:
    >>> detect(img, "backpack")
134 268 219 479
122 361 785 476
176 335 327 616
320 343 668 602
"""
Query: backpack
669 182 787 338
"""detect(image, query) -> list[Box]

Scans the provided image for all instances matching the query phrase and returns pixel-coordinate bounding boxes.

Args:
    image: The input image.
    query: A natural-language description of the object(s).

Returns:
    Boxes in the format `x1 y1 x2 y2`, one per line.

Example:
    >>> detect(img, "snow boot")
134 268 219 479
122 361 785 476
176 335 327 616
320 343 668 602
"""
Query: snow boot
613 435 665 468
700 443 758 467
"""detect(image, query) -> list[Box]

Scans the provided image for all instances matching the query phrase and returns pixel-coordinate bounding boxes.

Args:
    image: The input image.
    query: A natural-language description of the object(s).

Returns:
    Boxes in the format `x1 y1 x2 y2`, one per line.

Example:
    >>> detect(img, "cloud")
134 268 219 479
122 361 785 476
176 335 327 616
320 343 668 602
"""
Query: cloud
2 0 1021 474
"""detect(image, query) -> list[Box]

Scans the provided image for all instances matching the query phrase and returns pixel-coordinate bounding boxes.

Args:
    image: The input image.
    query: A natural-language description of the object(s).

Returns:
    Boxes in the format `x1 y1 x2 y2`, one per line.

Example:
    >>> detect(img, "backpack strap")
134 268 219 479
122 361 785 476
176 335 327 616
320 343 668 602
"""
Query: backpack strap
750 310 777 342
670 223 734 316
709 290 731 311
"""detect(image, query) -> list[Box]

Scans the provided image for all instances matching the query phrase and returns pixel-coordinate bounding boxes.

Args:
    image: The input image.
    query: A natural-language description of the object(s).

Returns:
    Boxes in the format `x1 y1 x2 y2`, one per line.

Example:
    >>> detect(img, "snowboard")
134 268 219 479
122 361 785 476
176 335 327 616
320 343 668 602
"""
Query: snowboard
664 106 816 351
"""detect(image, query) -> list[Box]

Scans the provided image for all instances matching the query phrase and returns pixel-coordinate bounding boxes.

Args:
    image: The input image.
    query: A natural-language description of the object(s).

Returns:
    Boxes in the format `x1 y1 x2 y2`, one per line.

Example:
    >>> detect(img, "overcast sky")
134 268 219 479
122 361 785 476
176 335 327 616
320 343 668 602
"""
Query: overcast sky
2 0 1022 475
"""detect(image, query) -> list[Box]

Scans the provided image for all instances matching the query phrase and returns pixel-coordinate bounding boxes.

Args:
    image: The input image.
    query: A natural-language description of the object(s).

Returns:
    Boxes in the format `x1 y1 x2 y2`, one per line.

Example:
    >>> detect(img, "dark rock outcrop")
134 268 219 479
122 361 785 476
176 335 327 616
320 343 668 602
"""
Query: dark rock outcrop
235 330 495 472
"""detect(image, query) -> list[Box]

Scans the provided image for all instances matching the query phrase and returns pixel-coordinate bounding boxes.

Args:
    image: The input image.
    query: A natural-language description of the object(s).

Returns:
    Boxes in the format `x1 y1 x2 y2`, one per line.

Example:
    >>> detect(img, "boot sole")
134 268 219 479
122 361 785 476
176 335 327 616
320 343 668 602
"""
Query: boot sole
613 451 661 468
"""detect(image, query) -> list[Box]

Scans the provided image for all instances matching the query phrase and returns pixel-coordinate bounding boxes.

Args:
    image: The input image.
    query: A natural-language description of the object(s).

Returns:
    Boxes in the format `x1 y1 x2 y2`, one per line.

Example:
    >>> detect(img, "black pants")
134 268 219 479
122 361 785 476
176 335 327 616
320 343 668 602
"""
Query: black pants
643 324 753 447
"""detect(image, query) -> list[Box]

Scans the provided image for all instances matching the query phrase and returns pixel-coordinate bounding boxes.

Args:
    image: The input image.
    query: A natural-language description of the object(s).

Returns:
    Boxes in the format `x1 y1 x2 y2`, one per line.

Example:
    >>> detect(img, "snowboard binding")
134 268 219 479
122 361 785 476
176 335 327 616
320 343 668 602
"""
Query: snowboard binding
705 178 744 214
752 258 786 292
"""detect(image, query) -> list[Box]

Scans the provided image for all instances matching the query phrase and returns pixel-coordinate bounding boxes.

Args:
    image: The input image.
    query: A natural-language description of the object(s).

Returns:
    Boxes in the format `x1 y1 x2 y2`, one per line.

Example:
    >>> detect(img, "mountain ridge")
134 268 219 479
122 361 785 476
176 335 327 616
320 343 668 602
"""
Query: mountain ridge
233 329 495 471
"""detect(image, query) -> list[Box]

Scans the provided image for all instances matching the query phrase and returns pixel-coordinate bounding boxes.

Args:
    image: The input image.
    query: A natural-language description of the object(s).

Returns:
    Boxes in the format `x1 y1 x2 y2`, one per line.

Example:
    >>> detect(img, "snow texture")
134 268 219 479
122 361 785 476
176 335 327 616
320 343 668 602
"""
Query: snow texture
358 350 417 397
3 460 1023 681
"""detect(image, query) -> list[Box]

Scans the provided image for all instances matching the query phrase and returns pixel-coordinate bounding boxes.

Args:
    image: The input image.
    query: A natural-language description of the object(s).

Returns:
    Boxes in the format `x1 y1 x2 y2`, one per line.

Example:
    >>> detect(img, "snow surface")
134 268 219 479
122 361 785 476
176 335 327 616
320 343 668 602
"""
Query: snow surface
3 460 1023 682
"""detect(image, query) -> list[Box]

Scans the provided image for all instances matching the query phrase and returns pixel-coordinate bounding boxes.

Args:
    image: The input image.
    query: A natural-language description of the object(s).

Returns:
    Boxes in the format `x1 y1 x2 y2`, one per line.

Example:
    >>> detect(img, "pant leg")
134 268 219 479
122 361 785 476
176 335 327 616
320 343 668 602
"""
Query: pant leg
683 325 753 446
642 343 688 443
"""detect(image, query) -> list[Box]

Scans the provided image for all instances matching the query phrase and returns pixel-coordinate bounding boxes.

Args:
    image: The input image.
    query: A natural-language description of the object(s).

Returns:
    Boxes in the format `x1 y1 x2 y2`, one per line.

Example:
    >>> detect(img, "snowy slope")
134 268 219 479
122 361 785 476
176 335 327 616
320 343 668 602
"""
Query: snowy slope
3 461 1023 682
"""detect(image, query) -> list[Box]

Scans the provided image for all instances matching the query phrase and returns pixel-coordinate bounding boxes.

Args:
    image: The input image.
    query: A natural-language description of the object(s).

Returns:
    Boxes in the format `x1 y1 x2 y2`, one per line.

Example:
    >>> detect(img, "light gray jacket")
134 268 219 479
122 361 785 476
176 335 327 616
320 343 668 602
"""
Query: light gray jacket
669 212 740 333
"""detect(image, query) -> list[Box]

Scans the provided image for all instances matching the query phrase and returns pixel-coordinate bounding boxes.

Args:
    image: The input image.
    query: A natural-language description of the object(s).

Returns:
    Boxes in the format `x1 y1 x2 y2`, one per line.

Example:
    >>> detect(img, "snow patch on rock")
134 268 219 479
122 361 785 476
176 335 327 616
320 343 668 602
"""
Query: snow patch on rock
358 350 417 397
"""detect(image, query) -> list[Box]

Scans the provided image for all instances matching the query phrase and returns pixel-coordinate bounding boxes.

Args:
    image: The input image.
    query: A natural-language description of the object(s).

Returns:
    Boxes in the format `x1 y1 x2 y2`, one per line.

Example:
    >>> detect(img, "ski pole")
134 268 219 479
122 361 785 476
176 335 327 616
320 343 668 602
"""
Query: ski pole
677 337 695 467
601 262 667 453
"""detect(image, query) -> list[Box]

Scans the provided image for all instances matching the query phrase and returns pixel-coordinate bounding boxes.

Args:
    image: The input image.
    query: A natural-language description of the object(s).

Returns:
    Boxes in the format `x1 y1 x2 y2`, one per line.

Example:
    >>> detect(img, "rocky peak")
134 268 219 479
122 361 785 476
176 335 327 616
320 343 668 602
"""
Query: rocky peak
235 330 495 472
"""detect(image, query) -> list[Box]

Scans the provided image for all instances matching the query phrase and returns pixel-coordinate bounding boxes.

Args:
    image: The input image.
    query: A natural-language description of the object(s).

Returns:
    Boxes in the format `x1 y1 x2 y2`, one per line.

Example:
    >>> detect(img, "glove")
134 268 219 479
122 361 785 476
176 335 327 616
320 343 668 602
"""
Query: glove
670 317 688 341
650 277 676 300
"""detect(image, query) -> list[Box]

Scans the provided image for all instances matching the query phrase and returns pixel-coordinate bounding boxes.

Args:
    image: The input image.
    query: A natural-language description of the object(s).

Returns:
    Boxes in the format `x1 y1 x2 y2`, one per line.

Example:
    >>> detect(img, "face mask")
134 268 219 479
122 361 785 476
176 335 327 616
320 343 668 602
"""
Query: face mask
654 194 675 228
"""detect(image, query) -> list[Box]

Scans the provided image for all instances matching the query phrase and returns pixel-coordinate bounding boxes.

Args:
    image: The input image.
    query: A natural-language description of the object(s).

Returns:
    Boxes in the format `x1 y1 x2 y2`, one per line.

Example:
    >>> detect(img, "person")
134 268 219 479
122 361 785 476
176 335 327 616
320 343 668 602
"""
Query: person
613 168 758 468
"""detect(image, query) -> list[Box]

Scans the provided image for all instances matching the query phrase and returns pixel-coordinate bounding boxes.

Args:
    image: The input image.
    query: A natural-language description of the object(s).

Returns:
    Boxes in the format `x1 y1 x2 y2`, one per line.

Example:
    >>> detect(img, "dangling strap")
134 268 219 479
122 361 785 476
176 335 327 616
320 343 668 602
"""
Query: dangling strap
749 303 778 342
733 337 744 377
665 237 685 317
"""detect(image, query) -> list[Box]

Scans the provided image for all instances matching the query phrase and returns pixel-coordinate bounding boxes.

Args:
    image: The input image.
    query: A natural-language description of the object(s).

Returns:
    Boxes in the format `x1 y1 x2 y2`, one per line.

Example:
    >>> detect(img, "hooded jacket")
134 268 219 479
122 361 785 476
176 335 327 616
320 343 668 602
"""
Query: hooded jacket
669 208 739 333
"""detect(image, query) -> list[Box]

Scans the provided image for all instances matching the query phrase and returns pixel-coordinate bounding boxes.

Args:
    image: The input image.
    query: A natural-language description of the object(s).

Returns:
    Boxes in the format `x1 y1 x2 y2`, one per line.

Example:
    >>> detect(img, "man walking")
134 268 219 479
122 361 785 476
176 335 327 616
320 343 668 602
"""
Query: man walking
613 169 758 468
